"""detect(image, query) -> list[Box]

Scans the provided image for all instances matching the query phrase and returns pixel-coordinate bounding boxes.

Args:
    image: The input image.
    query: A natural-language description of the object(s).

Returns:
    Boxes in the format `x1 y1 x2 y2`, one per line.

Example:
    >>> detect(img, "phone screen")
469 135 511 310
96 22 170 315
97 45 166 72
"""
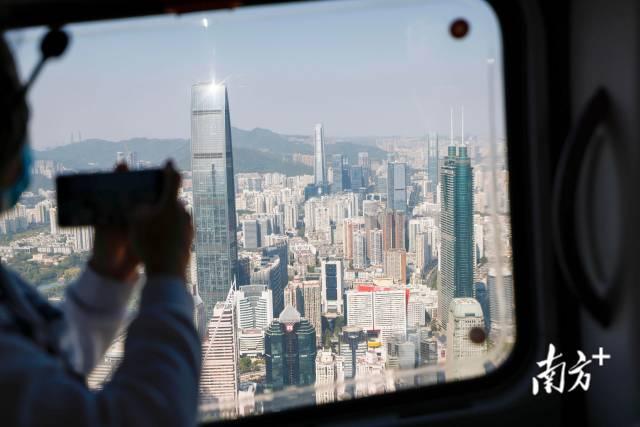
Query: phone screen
56 169 164 227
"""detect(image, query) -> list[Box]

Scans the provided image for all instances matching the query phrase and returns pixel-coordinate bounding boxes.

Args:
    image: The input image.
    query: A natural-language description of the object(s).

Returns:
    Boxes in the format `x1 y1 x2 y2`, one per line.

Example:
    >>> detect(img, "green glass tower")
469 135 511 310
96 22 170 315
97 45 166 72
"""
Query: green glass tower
438 145 474 329
264 305 317 390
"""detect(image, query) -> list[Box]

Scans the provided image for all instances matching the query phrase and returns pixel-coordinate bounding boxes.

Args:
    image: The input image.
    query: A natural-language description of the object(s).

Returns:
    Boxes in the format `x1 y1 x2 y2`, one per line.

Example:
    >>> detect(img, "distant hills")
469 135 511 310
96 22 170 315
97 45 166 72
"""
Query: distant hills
33 127 388 177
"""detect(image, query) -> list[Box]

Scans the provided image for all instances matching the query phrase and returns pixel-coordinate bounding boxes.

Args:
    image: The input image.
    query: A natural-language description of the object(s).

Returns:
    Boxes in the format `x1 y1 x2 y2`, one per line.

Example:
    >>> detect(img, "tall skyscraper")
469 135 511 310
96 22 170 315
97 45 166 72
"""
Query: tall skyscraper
314 124 327 192
264 305 317 390
358 152 371 186
191 83 238 319
200 301 239 414
350 165 364 190
383 211 405 251
352 230 368 269
263 241 289 316
386 161 408 213
427 133 439 201
438 145 474 329
368 229 384 266
331 154 346 193
321 260 343 315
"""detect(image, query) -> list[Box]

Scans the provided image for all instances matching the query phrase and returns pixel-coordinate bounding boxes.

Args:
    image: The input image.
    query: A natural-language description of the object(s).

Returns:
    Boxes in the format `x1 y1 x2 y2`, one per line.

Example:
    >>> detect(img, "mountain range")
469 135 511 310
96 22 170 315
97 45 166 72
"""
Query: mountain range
33 127 388 177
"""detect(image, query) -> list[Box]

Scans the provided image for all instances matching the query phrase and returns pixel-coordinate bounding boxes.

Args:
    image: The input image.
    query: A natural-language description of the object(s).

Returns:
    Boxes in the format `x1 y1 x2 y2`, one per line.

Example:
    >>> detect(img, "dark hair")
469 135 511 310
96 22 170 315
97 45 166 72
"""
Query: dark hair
0 33 28 169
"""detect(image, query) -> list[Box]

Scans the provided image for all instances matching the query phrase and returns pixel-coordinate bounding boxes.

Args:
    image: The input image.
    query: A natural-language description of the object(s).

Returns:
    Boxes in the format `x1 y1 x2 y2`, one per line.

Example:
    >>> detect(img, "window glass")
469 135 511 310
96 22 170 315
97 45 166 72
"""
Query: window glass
5 0 513 421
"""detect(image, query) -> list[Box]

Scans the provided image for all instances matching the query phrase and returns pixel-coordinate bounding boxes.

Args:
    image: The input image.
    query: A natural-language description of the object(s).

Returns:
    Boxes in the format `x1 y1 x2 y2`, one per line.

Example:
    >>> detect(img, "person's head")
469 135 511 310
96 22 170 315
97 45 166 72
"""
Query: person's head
0 33 30 210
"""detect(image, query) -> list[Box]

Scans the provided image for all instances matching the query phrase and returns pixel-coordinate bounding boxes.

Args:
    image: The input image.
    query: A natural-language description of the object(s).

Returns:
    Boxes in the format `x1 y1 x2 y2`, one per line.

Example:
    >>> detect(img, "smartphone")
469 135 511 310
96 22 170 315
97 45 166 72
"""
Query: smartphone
56 169 164 227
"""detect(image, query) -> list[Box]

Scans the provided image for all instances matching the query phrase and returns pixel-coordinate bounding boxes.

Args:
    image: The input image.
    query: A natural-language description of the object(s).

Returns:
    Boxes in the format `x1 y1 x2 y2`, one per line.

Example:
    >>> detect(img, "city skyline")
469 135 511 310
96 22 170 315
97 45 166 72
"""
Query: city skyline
1 0 514 418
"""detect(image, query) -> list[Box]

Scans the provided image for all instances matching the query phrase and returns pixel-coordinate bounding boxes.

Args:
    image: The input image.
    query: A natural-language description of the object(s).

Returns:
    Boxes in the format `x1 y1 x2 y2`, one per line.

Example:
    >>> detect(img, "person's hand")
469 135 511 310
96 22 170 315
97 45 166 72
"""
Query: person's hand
129 161 193 281
89 163 141 283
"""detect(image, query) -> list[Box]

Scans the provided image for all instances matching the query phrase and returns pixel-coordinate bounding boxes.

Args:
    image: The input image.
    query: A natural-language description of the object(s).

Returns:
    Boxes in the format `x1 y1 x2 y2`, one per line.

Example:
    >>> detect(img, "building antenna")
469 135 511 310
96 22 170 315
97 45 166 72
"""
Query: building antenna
450 107 454 146
461 105 464 146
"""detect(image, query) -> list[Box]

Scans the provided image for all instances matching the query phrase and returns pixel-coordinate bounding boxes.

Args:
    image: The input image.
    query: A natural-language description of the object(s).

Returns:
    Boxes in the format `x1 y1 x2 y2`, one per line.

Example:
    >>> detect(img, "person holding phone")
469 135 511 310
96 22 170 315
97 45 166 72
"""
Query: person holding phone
0 34 201 426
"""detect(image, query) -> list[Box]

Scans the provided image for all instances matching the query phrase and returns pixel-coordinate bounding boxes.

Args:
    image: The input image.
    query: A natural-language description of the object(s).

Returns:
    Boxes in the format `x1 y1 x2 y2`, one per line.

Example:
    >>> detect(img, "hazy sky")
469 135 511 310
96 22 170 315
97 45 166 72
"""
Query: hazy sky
8 0 504 149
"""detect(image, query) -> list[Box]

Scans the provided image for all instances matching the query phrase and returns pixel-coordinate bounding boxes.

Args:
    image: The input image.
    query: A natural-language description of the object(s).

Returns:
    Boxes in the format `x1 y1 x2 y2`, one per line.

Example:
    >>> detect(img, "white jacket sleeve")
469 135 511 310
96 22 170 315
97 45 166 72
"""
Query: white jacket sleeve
60 267 138 375
0 276 201 427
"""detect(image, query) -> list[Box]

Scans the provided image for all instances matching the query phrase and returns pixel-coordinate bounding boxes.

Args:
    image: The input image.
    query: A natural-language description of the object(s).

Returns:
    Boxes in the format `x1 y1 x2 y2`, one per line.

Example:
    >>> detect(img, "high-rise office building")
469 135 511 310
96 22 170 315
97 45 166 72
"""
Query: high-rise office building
235 285 273 330
339 326 367 379
284 280 322 347
314 124 327 192
373 288 407 344
487 268 514 337
200 301 239 413
300 281 323 347
345 284 407 344
321 260 343 315
352 230 368 269
315 351 345 404
438 145 474 329
358 151 371 186
342 218 362 261
257 217 271 247
386 333 417 371
264 305 317 390
386 161 408 213
384 248 407 284
237 256 252 287
243 219 260 249
263 241 289 316
415 232 431 276
350 165 364 190
383 211 405 251
445 298 487 380
368 229 384 266
331 154 347 193
191 83 238 319
238 328 265 357
250 256 285 318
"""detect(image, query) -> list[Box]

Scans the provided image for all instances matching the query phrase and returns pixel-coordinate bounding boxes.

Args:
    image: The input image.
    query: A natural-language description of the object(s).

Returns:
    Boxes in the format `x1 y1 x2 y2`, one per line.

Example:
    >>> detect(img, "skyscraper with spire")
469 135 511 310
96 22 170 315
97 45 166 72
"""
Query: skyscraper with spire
314 123 327 193
191 82 238 320
438 108 474 329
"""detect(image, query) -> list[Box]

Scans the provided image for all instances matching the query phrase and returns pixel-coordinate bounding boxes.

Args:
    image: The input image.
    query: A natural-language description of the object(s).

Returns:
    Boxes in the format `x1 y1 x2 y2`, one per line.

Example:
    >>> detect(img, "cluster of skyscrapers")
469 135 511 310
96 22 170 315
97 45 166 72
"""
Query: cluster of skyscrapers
184 85 514 418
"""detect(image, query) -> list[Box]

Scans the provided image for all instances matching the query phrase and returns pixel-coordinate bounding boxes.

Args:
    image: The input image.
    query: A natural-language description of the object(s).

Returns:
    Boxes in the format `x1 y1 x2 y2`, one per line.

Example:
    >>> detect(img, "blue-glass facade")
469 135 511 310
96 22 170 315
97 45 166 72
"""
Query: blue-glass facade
263 241 289 317
191 83 238 320
386 161 408 213
264 306 317 390
474 281 490 332
438 145 474 329
324 263 338 301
